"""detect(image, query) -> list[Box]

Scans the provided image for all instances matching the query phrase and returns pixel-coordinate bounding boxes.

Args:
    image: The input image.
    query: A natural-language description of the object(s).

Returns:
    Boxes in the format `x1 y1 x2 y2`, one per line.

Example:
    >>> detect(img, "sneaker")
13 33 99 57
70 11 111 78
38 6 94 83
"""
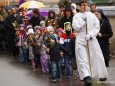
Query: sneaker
52 79 57 83
73 76 78 80
76 71 79 79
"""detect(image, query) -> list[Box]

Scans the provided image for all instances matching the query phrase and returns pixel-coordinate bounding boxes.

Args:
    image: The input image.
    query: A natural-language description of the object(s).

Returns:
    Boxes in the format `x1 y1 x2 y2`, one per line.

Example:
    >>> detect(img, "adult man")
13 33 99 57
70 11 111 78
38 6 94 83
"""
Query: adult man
59 5 73 30
29 8 42 28
90 3 97 13
4 7 22 57
72 1 108 86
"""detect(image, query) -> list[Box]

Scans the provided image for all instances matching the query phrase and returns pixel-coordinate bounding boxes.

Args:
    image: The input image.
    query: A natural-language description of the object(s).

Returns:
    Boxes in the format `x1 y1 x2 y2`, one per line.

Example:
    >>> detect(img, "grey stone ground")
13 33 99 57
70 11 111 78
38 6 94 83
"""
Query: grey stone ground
0 54 115 86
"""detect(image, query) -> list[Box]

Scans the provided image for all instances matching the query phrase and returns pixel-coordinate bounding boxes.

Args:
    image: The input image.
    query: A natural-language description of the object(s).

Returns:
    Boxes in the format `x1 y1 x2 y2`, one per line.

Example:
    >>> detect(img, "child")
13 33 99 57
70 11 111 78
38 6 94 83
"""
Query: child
57 28 65 74
61 22 74 79
17 24 27 63
46 26 58 42
57 28 64 44
27 28 35 68
40 39 49 74
40 20 46 29
47 34 69 83
32 27 43 70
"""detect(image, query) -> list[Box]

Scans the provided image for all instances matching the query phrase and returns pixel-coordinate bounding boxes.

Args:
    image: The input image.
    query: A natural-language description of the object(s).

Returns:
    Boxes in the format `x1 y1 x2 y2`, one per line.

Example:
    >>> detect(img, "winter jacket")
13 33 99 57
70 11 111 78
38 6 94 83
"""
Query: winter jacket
49 43 69 62
29 16 42 28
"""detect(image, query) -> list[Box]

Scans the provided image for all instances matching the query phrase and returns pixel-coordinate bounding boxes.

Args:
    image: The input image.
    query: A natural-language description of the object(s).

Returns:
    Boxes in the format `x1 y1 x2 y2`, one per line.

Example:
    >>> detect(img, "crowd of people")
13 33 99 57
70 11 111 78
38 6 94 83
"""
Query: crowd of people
0 1 113 86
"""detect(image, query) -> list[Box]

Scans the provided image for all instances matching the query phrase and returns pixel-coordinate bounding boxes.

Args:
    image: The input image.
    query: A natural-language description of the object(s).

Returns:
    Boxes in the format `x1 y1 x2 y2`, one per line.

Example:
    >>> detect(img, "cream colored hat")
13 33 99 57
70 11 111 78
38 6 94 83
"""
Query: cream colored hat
27 28 34 35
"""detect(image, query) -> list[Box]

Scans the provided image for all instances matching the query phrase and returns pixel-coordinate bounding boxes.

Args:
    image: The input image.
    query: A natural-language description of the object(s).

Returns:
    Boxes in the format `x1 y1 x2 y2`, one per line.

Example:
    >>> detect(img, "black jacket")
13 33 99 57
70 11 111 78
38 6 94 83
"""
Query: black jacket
97 19 113 61
49 43 69 62
29 16 42 28
59 15 73 29
70 37 75 58
4 14 22 39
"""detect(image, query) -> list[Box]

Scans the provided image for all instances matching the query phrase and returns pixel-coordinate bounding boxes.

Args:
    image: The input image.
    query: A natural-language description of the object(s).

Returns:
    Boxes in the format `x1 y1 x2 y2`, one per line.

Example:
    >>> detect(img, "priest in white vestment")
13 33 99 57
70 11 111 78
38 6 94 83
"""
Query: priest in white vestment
71 1 108 86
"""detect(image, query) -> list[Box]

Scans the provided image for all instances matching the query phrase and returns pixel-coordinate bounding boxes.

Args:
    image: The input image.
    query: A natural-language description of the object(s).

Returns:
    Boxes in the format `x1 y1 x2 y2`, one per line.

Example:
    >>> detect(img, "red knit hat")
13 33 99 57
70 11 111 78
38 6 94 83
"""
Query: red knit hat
37 27 43 33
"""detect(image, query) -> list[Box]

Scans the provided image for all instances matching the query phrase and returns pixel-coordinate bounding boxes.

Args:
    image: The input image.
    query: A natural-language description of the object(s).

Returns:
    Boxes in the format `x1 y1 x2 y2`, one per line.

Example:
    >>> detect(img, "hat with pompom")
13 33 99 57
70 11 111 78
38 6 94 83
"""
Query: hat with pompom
27 28 34 35
26 25 32 31
46 26 54 32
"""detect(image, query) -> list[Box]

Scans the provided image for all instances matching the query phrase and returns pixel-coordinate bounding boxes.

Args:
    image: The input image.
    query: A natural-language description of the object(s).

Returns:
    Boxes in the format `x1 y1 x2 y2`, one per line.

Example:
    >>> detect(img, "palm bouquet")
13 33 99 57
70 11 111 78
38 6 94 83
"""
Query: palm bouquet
12 21 19 30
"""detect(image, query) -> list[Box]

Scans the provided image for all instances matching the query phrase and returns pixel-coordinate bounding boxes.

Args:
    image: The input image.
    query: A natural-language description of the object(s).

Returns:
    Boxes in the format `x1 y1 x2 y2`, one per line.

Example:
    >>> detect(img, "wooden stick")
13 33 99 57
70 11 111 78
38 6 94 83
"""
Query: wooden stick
84 0 92 76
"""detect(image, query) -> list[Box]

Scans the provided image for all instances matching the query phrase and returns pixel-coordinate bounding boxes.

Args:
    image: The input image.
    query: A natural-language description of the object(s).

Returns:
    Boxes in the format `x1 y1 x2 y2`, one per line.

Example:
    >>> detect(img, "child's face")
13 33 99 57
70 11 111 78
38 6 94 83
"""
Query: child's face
49 30 54 34
66 24 71 31
36 30 41 35
20 27 24 31
41 23 45 28
57 31 62 37
50 13 54 18
29 34 33 37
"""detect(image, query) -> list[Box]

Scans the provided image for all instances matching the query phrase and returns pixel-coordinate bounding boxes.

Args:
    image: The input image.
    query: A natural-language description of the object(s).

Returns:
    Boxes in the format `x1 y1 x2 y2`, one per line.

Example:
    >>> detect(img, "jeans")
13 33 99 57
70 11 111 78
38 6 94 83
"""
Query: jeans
34 54 40 68
64 56 71 76
51 61 61 79
19 47 27 62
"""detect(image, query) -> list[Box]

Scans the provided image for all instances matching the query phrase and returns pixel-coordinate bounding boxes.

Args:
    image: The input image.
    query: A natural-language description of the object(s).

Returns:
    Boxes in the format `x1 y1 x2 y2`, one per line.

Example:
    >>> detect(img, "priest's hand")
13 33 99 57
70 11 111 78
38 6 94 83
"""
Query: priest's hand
85 34 92 40
71 3 77 15
82 12 87 22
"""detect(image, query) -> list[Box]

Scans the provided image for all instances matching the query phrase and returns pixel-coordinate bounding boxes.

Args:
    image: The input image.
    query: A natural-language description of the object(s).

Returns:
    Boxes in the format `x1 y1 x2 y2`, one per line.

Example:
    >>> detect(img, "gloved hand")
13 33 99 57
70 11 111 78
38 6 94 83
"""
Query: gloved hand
85 34 92 40
71 3 77 15
82 12 87 21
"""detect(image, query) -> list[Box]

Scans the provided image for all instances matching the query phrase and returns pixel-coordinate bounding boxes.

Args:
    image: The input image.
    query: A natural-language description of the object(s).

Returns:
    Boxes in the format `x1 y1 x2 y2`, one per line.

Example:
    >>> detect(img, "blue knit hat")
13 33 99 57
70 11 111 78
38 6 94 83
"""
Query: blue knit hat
65 5 72 11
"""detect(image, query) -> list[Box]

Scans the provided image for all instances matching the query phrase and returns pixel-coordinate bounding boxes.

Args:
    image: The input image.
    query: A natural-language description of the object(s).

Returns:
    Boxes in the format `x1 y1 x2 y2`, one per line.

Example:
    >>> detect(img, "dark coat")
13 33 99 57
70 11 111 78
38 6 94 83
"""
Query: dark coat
70 37 75 58
0 25 5 40
49 43 69 62
32 37 42 55
4 14 22 40
59 15 73 29
97 19 113 61
29 16 42 28
70 37 77 70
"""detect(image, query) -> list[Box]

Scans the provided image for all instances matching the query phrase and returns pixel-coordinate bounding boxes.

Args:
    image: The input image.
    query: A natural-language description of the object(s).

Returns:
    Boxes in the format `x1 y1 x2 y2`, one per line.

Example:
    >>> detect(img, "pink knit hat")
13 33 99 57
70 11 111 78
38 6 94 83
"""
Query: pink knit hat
57 28 64 33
